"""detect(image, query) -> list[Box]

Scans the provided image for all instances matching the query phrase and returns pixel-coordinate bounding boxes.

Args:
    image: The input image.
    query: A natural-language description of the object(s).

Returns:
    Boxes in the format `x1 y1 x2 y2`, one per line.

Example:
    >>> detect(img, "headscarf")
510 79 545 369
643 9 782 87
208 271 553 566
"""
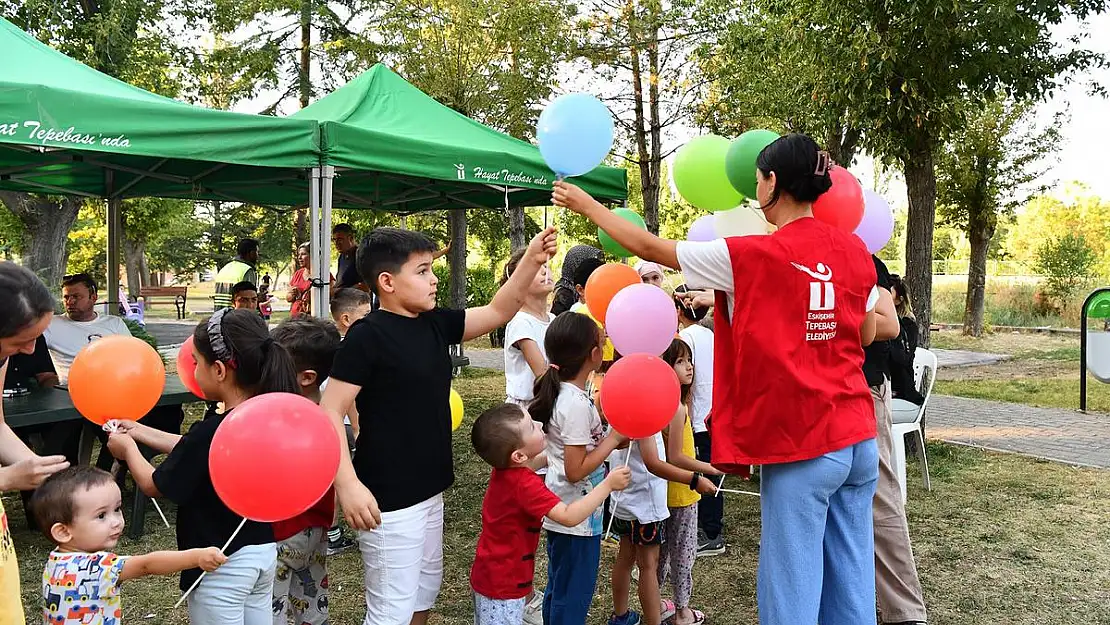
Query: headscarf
552 245 603 315
635 260 664 279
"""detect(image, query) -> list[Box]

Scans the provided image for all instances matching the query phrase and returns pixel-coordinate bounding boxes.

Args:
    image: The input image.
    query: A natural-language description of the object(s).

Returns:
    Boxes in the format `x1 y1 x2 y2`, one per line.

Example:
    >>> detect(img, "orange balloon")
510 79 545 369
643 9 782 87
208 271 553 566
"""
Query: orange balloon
69 335 166 425
584 263 640 325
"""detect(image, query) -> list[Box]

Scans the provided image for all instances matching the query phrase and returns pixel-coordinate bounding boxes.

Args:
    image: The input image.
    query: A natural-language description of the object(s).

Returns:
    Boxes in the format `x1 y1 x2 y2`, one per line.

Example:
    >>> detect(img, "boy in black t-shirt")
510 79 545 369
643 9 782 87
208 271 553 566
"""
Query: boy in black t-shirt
321 226 557 625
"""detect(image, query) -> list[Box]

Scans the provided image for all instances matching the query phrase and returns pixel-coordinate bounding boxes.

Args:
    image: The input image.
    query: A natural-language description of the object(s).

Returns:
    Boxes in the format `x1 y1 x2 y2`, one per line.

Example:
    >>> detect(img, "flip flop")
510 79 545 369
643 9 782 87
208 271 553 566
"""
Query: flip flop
665 608 706 625
660 599 676 622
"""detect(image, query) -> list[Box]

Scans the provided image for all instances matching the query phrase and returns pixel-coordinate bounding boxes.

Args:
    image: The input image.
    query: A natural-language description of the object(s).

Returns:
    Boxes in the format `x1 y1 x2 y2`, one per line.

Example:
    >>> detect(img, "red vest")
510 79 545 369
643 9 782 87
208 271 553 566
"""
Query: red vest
711 218 877 470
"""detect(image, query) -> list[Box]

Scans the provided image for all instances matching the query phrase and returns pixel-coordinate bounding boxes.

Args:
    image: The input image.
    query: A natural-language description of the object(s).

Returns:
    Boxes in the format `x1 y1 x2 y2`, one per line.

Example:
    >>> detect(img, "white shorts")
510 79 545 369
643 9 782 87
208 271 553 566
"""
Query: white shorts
357 493 444 625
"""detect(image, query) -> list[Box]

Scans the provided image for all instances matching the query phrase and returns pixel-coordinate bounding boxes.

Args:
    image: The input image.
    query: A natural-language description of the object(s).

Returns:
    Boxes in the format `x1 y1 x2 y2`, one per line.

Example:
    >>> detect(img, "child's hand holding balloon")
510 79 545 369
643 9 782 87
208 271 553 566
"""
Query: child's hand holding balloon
196 547 228 572
106 431 139 460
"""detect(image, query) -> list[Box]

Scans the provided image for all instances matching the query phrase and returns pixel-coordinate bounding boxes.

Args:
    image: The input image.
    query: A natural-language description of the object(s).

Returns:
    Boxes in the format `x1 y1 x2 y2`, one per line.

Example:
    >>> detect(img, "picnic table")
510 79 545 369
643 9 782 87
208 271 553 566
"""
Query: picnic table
5 376 201 537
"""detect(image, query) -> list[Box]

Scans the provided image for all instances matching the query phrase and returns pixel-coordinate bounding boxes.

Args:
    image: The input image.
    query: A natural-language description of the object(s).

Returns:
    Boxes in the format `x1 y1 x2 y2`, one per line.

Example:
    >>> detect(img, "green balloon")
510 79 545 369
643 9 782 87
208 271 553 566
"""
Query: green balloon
672 135 743 212
725 129 780 199
598 208 646 258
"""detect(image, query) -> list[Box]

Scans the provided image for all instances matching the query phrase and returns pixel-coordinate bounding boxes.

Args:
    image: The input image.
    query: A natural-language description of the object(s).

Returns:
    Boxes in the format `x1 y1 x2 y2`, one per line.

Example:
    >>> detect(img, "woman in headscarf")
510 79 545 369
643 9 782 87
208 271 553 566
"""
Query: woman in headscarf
551 245 603 316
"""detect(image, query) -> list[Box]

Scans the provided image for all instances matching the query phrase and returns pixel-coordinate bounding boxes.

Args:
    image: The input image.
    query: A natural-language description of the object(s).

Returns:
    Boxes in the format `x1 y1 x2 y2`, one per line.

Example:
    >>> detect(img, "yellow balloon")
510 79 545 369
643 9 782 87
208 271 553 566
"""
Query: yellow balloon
450 388 464 431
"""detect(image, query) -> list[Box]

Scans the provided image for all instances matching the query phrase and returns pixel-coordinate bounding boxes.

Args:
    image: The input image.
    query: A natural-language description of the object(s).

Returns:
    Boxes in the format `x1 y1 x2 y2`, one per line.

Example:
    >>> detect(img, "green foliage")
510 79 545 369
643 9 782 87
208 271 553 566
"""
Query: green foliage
434 263 499 309
124 319 159 350
1034 234 1098 309
1007 188 1110 277
66 203 107 286
933 228 957 261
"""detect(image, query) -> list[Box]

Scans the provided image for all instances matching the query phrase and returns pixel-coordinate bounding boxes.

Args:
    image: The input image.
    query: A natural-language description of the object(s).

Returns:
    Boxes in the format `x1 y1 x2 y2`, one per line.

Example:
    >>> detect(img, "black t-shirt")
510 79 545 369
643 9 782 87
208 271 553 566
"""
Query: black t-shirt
336 250 361 290
153 411 274 591
329 308 465 512
3 335 55 390
863 256 892 388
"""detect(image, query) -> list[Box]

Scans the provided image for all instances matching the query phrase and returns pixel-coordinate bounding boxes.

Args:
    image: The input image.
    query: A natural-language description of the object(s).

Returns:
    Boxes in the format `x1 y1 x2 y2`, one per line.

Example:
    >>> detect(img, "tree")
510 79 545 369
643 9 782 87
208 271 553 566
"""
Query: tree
935 98 1060 336
120 198 195 295
701 0 1107 340
1035 234 1098 311
1 0 194 286
1007 187 1110 278
576 0 716 236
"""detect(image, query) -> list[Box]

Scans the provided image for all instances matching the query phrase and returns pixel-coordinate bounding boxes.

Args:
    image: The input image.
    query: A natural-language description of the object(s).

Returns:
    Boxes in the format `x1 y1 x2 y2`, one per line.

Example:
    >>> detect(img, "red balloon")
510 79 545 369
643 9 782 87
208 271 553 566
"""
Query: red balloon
209 393 340 522
600 354 680 439
812 165 865 233
176 336 206 399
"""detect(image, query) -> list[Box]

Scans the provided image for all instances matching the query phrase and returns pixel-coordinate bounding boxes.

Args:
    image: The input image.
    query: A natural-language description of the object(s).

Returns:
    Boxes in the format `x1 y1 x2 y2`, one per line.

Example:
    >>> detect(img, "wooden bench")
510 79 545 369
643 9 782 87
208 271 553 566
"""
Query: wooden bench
139 286 188 320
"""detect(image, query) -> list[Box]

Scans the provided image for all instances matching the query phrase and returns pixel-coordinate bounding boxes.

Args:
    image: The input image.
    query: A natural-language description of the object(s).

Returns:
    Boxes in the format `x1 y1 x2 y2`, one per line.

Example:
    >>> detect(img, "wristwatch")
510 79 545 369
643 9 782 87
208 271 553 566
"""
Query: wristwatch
688 471 702 490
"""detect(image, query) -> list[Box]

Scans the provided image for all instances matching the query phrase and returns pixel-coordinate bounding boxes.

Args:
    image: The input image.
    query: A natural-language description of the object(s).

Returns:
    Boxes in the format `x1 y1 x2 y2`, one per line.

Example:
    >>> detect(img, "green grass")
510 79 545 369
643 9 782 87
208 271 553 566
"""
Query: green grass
936 378 1110 413
8 370 1110 624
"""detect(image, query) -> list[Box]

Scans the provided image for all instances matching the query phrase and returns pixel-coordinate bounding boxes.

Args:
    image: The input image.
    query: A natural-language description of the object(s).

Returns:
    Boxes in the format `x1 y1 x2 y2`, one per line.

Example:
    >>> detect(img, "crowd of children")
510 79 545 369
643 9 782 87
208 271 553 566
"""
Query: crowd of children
9 131 909 625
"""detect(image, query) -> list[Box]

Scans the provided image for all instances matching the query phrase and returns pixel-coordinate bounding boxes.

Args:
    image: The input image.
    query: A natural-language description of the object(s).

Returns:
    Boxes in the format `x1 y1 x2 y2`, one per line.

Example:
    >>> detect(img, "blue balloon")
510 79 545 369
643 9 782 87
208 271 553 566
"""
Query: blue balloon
537 93 615 178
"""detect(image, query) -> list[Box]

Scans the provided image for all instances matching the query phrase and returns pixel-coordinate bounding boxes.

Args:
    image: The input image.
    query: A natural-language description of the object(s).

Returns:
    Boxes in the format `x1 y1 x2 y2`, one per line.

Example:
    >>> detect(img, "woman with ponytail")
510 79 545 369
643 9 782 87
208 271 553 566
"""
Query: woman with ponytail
108 309 299 623
554 133 901 625
530 312 626 625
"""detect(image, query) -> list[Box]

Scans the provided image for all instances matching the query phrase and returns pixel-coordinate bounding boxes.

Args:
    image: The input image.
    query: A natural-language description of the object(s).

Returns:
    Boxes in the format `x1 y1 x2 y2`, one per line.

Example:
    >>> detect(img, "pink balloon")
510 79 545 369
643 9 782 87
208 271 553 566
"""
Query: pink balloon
854 190 895 253
687 214 718 242
605 283 678 356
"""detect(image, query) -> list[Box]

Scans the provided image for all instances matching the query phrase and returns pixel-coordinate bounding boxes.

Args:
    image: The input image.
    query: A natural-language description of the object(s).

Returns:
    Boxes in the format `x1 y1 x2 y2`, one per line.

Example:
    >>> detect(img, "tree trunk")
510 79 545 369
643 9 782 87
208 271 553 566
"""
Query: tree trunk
628 8 655 231
294 208 309 249
0 193 83 288
122 236 144 298
448 209 467 309
507 205 526 251
139 252 151 287
963 222 993 337
826 124 861 168
902 148 937 346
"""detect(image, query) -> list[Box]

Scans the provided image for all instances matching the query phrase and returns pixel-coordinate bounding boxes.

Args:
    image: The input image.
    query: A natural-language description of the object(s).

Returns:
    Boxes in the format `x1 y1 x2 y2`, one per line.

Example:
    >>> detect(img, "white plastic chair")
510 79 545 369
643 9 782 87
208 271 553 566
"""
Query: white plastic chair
890 347 936 503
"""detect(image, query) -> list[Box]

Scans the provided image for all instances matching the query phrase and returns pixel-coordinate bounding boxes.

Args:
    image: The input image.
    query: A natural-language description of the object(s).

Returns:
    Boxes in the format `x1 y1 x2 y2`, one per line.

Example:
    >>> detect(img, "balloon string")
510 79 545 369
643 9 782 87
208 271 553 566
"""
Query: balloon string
603 446 633 539
174 517 247 609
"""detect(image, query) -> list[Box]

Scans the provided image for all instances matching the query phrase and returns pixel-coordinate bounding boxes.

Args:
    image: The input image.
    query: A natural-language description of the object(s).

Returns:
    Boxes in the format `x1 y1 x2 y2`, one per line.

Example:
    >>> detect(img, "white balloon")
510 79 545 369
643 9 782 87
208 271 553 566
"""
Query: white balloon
714 205 771 238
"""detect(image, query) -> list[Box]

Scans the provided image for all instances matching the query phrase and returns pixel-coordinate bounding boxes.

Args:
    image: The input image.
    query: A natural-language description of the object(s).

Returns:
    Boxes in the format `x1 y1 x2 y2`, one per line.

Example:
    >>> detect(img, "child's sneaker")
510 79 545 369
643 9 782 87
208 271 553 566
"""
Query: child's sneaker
327 534 357 556
609 610 641 625
522 590 544 625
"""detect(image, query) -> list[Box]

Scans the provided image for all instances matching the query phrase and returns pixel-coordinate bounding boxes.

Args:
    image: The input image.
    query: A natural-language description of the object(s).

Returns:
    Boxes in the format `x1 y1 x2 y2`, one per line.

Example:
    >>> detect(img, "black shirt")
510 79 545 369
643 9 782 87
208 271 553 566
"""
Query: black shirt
329 308 465 512
3 336 55 390
153 411 274 591
336 249 361 290
890 317 925 405
863 256 892 388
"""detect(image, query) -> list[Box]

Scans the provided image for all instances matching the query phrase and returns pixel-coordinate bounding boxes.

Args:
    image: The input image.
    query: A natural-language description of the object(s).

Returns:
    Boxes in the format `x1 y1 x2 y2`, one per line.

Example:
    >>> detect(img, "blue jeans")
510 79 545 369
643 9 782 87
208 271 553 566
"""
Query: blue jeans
542 532 601 625
187 542 277 625
758 439 879 625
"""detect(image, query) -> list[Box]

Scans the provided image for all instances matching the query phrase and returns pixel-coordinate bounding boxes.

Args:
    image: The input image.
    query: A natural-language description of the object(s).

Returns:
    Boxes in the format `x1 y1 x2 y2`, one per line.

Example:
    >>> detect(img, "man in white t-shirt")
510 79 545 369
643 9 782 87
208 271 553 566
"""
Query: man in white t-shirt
44 273 133 384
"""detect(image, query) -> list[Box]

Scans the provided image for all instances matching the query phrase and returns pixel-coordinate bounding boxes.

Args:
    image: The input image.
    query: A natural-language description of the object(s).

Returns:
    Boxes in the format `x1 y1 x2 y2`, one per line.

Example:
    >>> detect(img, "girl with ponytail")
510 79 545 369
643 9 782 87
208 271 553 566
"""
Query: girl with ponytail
530 312 627 625
108 309 299 622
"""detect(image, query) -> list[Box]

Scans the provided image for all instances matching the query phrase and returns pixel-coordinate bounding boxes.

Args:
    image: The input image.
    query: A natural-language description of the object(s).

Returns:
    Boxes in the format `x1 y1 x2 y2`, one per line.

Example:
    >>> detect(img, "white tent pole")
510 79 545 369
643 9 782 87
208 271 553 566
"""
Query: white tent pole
318 165 334 319
309 167 323 319
105 171 122 316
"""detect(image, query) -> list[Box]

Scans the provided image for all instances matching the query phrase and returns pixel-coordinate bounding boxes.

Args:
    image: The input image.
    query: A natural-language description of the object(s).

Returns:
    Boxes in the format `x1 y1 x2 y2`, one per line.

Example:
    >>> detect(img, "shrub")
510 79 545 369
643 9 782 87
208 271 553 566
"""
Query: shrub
1034 234 1098 312
434 264 498 309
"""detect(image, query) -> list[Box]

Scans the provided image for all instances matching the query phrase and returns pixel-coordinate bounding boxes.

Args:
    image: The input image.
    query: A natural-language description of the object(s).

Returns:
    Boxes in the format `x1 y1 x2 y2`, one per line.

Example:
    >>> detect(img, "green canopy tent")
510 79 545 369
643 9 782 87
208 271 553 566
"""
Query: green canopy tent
290 63 627 315
0 16 321 306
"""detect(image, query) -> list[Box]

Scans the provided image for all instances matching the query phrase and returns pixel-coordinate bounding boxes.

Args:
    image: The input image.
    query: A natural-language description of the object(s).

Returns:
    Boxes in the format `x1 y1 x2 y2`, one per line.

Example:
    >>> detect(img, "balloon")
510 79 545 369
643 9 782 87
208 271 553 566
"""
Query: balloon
600 354 680 439
450 388 464 431
686 214 718 242
210 393 340 522
584 263 640 325
672 135 743 212
69 335 165 425
714 206 770 238
813 165 865 233
175 336 206 399
725 129 780 199
606 284 678 356
599 208 647 258
855 190 896 253
537 93 615 177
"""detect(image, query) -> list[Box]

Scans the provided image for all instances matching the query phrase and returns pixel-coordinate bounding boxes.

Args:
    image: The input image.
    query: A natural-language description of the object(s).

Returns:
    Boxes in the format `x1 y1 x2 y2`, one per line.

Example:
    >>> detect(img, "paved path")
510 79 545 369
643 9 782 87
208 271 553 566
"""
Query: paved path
927 396 1110 469
932 348 1008 367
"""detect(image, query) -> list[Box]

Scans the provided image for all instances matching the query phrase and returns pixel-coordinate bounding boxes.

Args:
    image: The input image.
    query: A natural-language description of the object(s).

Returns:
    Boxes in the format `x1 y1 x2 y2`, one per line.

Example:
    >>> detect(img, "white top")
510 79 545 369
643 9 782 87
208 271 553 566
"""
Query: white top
679 324 715 433
543 382 607 536
319 378 351 426
611 433 669 524
675 240 881 322
503 311 554 403
44 314 132 384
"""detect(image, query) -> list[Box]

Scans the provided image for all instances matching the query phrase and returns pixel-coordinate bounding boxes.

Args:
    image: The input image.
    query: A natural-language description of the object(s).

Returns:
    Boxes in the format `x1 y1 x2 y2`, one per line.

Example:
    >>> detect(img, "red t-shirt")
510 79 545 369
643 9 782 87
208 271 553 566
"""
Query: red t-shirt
470 467 562 600
710 218 878 469
272 487 335 542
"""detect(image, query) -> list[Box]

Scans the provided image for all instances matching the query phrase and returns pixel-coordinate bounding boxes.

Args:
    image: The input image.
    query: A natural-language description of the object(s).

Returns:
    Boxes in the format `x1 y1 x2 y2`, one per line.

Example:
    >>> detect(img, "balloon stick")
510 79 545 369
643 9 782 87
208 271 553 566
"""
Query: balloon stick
174 517 248 609
107 423 170 528
604 446 633 539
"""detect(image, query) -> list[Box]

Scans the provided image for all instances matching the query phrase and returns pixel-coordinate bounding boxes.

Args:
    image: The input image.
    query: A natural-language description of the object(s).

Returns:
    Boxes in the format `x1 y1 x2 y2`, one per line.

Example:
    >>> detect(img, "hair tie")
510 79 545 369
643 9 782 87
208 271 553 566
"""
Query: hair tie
550 363 561 371
207 308 235 365
814 151 830 176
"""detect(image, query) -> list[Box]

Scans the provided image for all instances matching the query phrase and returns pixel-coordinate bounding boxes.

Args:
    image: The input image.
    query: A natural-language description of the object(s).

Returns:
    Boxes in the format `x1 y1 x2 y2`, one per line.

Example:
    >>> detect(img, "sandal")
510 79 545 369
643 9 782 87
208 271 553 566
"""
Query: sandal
659 599 676 623
665 608 706 625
